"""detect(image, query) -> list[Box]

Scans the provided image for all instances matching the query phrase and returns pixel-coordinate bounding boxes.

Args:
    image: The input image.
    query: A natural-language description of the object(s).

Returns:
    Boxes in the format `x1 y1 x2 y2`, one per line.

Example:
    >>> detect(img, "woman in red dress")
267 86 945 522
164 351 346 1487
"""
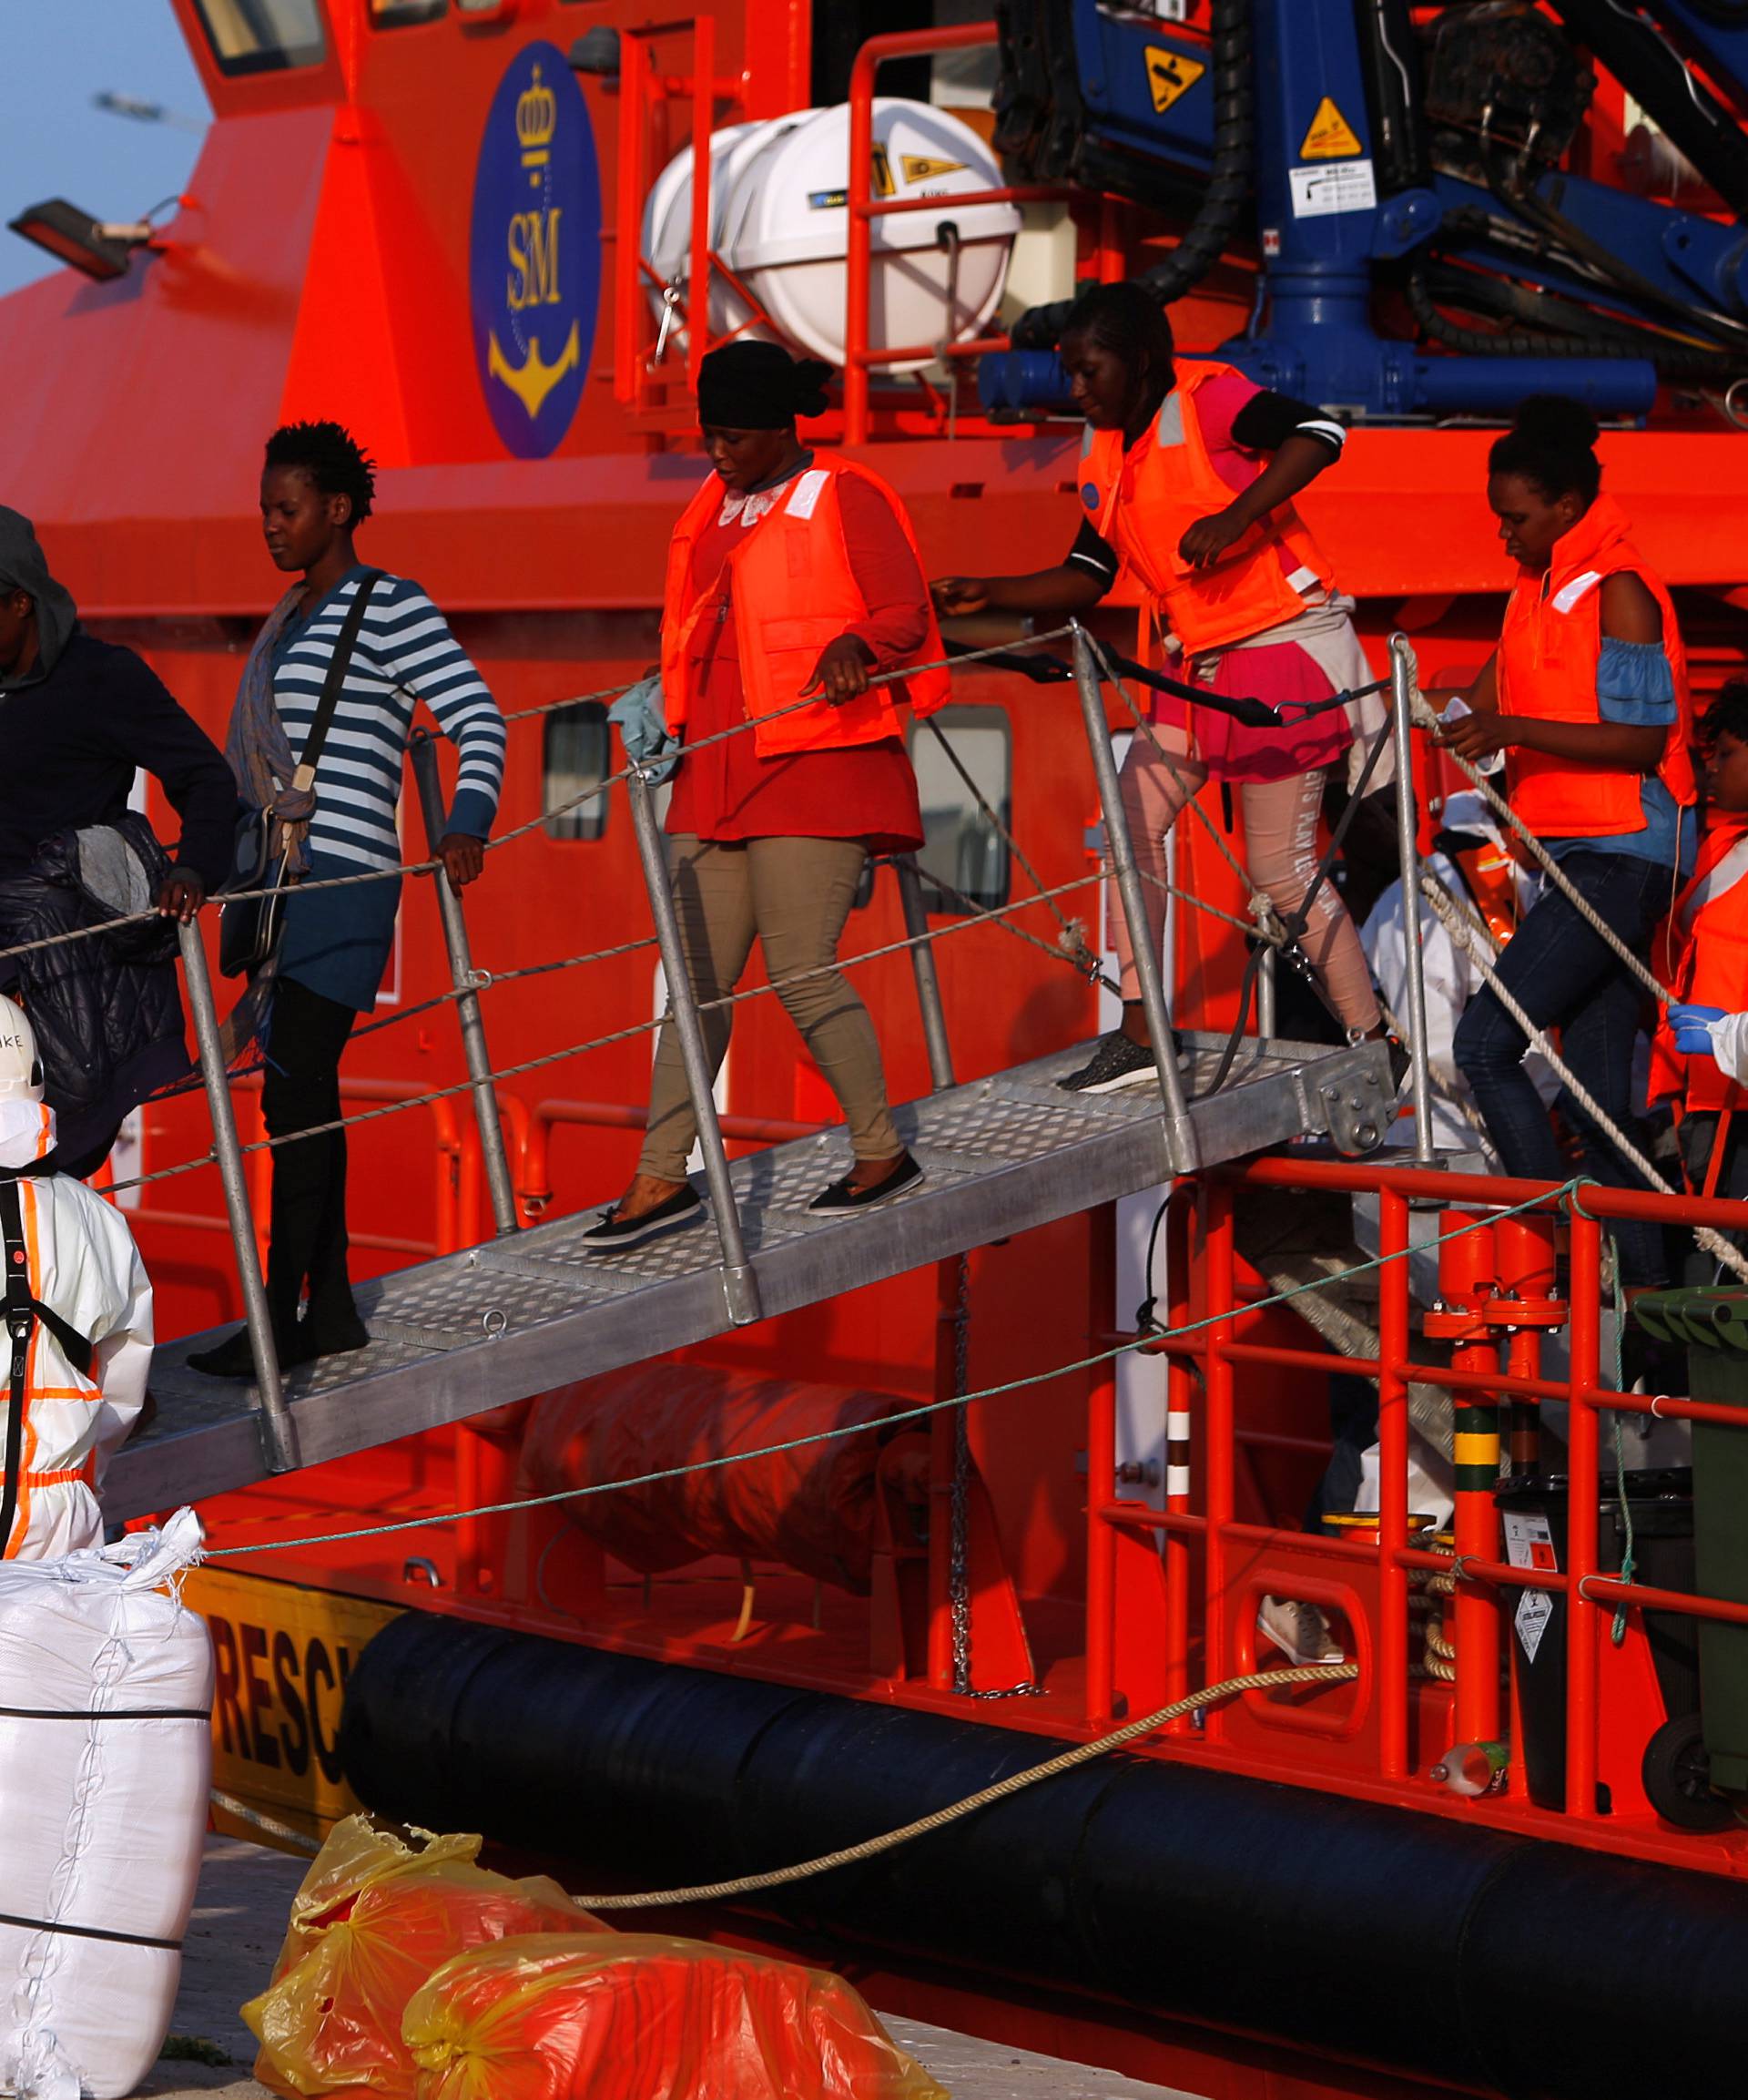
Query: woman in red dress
584 343 949 1249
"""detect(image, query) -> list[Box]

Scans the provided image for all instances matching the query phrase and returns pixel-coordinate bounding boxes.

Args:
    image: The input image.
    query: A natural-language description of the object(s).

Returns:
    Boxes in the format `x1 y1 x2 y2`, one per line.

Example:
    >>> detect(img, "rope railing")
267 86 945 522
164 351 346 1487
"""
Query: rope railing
100 869 1108 1197
200 1183 1580 1563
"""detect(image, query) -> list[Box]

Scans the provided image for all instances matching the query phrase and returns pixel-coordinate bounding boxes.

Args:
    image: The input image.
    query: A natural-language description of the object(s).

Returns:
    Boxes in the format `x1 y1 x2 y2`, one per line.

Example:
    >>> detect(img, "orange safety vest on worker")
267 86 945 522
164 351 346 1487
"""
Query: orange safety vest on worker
1497 494 1695 842
1077 360 1337 658
1650 819 1748 1119
660 455 950 758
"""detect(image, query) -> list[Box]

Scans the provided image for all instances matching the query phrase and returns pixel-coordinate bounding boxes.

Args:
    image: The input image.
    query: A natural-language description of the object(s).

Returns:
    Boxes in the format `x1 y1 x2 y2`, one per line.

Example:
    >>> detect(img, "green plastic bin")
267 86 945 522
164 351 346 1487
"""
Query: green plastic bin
1632 1289 1748 1799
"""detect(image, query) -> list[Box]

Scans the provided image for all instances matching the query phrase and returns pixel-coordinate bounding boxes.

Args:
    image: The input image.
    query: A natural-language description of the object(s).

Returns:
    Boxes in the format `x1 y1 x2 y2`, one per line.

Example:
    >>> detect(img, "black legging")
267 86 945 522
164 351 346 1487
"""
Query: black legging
260 975 359 1340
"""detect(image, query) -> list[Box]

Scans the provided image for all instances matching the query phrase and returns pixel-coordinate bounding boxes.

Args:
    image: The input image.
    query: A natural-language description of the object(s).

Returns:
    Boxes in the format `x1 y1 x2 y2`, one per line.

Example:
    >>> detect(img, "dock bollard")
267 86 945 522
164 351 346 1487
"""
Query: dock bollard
178 920 300 1473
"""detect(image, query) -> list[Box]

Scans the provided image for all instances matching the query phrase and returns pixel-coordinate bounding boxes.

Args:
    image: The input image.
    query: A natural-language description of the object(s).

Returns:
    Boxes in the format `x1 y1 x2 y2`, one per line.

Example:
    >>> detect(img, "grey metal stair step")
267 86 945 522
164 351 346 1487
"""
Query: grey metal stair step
103 1034 1393 1520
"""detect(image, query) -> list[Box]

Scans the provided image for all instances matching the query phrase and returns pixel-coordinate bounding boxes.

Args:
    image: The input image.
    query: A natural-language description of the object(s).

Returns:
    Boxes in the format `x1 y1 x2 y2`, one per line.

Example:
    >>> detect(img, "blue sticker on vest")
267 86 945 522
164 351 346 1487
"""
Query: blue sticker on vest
469 43 602 458
1081 482 1100 509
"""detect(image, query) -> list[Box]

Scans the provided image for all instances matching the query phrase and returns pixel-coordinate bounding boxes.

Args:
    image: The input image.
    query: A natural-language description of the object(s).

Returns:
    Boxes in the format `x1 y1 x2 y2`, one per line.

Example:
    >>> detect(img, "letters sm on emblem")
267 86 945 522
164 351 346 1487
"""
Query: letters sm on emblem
469 41 603 458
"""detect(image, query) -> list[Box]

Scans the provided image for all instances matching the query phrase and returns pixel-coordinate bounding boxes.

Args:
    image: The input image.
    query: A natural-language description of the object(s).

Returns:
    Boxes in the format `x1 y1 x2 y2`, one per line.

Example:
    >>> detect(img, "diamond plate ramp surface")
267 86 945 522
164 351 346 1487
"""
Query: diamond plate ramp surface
105 1035 1391 1519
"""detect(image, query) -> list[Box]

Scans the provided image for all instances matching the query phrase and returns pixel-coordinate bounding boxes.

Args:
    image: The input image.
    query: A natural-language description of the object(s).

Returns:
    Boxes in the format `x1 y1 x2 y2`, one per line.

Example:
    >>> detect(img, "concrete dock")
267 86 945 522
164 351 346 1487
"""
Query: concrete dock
137 1836 1200 2100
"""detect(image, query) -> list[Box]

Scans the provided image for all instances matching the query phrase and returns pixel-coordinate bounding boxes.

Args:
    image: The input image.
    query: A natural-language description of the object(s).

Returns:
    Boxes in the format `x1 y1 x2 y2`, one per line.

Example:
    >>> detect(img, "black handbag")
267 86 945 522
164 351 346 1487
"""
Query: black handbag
219 572 382 978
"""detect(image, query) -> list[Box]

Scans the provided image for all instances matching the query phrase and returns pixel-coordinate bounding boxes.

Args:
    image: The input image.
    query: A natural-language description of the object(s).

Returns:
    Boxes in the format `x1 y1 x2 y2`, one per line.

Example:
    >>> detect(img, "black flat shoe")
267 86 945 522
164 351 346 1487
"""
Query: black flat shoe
808 1152 926 1214
188 1325 288 1380
579 1184 704 1253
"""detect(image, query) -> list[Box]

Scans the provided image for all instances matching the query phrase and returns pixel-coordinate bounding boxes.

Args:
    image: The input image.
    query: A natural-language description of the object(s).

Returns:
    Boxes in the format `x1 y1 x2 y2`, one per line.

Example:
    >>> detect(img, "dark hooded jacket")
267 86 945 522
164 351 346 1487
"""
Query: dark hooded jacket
0 511 238 1173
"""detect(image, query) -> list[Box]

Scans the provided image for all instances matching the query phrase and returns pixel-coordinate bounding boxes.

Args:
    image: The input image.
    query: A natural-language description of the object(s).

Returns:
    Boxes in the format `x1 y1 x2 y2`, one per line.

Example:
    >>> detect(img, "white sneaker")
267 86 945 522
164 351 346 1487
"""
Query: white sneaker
1257 1595 1344 1666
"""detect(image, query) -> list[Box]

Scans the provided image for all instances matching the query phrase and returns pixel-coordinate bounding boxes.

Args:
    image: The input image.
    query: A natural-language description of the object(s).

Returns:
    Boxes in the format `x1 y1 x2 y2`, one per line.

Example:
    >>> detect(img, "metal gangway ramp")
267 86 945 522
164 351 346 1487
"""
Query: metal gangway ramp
95 627 1421 1522
107 1033 1393 1520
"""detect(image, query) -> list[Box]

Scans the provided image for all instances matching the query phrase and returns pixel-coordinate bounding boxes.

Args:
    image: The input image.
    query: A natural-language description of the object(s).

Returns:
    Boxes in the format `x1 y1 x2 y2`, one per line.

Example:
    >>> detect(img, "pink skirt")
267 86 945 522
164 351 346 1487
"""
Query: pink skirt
1151 637 1353 783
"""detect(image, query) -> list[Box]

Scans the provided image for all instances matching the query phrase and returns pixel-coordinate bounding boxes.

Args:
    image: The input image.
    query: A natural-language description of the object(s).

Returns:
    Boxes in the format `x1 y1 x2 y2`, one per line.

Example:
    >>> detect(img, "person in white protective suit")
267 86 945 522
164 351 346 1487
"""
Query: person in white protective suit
0 994 151 1558
1359 790 1559 1157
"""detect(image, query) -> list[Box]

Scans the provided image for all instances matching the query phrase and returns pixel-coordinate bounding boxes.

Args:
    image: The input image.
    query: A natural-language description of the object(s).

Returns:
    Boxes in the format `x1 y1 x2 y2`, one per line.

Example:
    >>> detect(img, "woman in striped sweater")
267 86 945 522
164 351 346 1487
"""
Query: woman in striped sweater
191 423 506 1378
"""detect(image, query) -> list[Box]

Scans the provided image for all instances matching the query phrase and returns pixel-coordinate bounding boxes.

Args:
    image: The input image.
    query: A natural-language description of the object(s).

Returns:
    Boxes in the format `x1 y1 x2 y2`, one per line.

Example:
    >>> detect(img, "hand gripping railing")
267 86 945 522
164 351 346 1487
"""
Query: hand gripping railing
1069 621 1199 1171
625 765 763 1327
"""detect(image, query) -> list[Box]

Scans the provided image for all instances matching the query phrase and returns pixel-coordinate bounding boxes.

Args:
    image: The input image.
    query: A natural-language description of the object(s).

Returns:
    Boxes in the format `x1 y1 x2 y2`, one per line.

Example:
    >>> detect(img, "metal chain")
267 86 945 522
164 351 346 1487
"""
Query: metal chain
946 1250 1042 1701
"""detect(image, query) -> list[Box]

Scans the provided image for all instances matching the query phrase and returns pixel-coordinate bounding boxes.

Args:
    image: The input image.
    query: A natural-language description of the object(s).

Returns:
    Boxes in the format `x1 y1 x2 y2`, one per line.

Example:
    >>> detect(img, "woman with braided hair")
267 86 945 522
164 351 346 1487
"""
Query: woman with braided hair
932 280 1386 1096
190 421 506 1377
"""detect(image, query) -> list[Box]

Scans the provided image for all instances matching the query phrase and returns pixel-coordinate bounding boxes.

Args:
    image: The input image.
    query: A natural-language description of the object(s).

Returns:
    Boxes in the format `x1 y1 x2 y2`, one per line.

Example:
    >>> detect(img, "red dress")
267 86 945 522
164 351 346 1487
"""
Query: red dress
665 469 927 851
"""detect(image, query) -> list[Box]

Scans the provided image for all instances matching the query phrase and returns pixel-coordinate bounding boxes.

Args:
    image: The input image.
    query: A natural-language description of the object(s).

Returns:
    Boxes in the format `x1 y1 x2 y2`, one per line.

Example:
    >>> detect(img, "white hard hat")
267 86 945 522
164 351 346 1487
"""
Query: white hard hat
0 998 43 1104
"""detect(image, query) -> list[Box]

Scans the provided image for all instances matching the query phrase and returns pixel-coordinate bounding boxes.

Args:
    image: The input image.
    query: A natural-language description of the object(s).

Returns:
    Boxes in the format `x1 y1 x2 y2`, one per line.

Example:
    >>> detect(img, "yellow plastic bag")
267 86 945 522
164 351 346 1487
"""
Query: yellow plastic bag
403 1932 950 2100
245 1816 604 2098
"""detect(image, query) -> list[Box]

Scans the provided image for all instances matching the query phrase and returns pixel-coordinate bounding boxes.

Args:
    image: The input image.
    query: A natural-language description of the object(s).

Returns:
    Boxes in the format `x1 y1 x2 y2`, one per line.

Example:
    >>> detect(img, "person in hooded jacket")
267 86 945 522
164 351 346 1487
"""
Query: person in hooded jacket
0 508 238 1174
0 994 152 1560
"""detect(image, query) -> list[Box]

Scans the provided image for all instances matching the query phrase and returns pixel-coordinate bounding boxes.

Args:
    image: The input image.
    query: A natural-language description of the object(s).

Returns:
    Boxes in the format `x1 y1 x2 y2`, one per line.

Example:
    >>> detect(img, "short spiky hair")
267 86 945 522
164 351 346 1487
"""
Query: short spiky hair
263 420 377 526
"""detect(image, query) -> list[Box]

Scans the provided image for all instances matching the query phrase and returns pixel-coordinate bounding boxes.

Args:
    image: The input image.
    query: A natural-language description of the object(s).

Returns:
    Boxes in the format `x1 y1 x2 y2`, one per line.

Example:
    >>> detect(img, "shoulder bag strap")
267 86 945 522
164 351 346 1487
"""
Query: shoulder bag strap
0 1178 34 1557
290 569 384 796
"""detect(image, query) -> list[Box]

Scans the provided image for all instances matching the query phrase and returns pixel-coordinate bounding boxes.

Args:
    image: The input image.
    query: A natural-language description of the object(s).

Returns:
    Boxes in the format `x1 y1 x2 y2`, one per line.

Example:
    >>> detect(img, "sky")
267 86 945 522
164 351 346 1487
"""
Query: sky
0 3 208 298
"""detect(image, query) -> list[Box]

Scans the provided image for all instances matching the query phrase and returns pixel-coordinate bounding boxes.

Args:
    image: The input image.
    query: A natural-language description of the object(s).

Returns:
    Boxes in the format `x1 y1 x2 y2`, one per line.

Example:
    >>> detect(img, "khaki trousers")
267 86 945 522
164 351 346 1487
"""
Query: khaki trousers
639 834 901 1181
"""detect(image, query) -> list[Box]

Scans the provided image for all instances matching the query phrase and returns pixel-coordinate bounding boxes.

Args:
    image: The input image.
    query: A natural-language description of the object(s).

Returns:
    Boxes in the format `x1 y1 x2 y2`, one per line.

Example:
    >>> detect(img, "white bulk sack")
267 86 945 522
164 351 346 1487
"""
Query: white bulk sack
0 1509 212 2099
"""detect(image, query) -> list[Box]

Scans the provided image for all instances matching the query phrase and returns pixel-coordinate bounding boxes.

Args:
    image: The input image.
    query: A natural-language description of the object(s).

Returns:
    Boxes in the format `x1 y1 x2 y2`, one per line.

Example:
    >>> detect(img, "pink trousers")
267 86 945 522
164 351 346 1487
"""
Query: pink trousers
1111 722 1380 1035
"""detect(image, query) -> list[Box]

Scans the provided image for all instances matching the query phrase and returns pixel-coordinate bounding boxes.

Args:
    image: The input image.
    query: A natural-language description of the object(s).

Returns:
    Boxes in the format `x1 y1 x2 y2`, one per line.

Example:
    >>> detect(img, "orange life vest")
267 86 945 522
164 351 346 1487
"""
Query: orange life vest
660 455 950 758
1077 360 1336 657
1497 494 1695 841
1650 819 1748 1116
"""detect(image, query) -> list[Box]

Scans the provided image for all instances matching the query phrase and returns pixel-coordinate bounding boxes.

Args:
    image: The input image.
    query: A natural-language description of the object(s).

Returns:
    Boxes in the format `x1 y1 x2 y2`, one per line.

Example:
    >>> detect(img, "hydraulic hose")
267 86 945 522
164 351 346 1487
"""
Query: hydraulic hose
1405 265 1748 382
1011 0 1253 348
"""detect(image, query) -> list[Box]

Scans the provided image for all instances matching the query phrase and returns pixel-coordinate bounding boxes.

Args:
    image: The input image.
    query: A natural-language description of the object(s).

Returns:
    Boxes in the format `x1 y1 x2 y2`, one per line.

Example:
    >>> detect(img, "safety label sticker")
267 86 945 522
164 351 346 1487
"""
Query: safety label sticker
1515 1586 1554 1666
1288 159 1377 219
902 154 965 184
1301 95 1364 160
1144 46 1207 115
1502 1508 1560 1573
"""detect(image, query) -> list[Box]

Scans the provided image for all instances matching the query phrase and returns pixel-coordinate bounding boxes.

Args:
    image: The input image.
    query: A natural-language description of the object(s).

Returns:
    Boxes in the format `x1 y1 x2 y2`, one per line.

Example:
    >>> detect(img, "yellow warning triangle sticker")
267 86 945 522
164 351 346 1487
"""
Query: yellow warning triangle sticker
902 154 967 184
1300 96 1363 160
1144 46 1207 116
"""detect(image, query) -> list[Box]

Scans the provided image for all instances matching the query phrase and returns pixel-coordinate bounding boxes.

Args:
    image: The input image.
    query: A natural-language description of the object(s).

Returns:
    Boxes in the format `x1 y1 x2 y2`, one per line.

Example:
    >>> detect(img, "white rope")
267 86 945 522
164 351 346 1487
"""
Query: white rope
1418 865 1748 1284
1406 677 1672 1004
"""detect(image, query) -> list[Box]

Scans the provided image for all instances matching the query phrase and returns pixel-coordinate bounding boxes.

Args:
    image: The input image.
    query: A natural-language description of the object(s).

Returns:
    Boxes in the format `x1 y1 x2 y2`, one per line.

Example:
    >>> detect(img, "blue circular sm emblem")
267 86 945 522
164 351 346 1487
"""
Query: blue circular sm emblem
469 43 601 458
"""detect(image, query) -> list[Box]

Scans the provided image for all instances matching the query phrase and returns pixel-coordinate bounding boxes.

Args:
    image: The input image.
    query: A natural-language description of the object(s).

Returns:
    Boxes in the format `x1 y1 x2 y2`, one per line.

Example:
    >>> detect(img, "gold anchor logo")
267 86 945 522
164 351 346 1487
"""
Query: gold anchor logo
487 322 581 419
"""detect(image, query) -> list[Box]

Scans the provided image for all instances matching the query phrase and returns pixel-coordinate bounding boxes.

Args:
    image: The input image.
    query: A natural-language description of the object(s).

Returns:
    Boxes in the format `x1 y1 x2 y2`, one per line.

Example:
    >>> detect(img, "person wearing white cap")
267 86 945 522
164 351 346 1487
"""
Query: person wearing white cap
0 994 152 1559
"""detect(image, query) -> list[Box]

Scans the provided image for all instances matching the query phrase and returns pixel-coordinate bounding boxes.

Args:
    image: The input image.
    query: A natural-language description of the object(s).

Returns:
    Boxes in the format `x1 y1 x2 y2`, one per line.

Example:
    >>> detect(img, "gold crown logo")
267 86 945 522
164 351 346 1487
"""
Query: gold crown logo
517 64 557 156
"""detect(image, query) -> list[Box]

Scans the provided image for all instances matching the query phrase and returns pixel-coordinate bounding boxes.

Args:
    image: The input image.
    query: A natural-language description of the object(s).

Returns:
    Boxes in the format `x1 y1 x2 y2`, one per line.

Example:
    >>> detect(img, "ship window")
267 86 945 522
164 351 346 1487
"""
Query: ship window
371 0 445 20
908 707 1011 913
543 701 611 841
192 0 327 73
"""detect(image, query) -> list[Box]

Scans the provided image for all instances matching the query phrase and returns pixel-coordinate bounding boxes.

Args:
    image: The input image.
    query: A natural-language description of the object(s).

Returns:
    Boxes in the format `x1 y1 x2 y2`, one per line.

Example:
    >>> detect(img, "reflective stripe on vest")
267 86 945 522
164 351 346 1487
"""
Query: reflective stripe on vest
660 457 950 758
1499 494 1695 841
1654 822 1748 1114
1077 362 1336 656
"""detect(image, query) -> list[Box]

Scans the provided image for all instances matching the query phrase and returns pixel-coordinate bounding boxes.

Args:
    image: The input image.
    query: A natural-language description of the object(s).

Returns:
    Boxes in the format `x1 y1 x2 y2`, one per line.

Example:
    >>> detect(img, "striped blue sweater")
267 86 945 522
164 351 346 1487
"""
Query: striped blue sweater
271 569 506 870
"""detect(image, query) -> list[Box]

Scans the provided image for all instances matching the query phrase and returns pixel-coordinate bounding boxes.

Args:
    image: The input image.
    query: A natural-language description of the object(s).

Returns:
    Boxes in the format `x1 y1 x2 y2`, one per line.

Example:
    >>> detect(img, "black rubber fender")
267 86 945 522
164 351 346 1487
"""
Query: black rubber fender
340 1614 1748 2100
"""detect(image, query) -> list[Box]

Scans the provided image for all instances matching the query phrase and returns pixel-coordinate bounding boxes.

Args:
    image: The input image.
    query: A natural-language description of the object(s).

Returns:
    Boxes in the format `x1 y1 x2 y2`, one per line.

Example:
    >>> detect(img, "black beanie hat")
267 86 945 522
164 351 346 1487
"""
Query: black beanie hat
696 342 833 430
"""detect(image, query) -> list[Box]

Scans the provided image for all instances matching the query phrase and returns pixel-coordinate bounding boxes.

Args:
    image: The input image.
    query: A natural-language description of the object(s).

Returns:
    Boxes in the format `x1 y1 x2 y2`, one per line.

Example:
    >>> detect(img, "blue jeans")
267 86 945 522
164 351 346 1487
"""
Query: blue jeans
1453 851 1670 1286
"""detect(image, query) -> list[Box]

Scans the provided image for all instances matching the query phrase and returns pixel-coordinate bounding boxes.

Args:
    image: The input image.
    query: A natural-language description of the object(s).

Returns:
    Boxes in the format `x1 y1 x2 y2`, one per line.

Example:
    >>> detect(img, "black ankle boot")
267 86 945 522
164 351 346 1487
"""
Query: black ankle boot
187 1319 310 1381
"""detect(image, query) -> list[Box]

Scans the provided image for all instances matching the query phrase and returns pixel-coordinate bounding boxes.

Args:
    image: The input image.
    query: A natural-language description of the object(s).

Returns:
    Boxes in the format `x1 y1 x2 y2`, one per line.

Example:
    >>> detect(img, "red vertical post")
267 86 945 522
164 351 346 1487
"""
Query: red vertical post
1085 1202 1118 1729
1431 1208 1502 1749
1202 1179 1235 1735
1376 1187 1412 1779
686 15 715 392
843 45 877 444
1566 1203 1603 1815
613 32 650 407
927 1256 960 1689
1164 1188 1194 1731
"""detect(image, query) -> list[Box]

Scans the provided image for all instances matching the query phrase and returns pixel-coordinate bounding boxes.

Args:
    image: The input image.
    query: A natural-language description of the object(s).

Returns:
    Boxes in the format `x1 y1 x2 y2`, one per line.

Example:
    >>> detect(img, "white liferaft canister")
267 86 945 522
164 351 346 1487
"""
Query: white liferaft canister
0 1510 213 2100
644 99 1021 372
